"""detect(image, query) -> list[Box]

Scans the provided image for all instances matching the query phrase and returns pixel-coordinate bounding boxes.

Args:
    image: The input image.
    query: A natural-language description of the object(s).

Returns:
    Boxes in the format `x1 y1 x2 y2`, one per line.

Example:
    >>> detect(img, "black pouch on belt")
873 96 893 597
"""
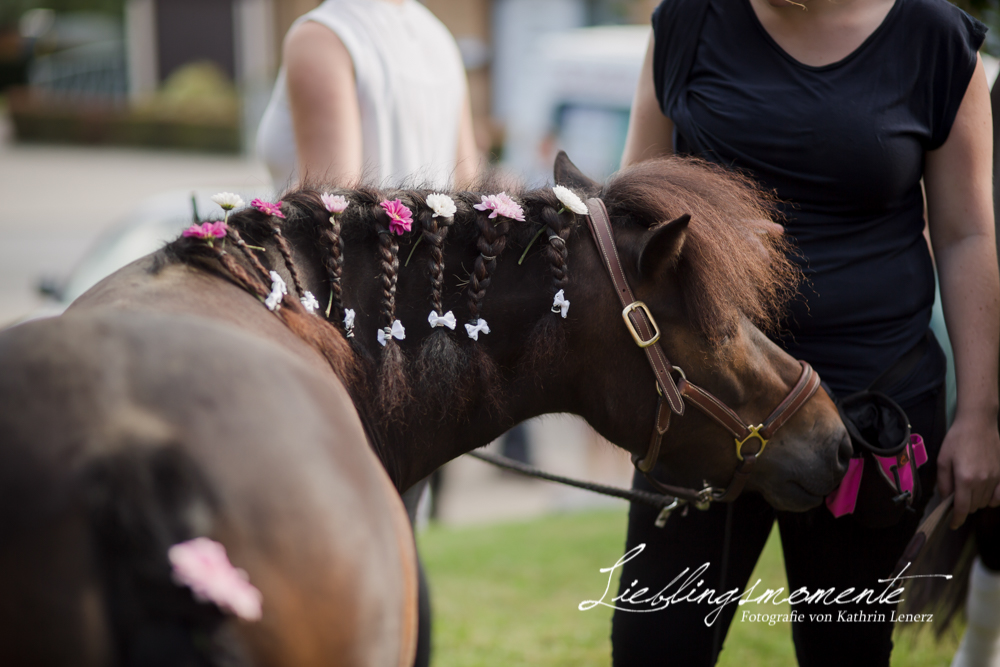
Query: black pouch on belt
828 333 934 528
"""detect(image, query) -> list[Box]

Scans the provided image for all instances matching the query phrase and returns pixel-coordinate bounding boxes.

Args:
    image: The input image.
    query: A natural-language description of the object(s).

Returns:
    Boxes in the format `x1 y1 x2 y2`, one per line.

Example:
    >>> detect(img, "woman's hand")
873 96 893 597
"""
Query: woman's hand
926 55 1000 528
937 412 1000 528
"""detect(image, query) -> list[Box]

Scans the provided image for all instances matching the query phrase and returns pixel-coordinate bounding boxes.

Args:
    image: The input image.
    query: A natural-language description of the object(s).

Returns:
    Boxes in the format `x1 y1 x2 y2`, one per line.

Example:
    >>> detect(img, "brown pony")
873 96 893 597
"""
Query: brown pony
0 154 849 666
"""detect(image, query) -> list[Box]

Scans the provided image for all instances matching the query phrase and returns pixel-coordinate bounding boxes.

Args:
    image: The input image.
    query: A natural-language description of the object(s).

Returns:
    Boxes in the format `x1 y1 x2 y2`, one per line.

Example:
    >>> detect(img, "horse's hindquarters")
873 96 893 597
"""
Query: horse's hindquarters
0 311 416 667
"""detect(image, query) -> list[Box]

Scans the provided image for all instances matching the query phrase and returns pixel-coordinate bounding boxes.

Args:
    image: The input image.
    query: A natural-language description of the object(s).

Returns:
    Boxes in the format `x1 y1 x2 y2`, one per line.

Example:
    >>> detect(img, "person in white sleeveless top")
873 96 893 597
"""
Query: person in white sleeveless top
256 0 478 190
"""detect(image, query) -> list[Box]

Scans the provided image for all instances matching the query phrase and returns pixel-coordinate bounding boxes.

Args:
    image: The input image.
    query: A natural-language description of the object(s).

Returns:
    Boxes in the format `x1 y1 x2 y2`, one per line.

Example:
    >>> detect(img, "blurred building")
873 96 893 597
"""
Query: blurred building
8 0 656 157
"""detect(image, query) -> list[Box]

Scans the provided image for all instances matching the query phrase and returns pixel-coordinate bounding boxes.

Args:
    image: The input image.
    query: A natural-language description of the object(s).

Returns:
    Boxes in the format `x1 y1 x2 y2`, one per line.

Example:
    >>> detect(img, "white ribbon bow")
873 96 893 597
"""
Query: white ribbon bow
377 319 406 346
551 289 570 318
428 310 457 330
465 318 491 341
265 271 287 311
300 291 319 314
344 309 356 337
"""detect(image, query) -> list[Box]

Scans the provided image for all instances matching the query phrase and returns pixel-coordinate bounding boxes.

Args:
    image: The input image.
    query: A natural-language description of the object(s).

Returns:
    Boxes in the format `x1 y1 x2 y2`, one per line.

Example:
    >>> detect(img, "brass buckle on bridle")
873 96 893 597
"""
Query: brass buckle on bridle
622 301 660 348
735 425 768 461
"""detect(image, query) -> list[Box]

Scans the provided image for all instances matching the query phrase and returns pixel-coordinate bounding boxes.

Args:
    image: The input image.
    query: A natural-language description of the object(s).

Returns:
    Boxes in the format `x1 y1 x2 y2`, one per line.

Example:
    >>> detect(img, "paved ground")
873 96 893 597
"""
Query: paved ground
0 118 635 527
0 119 273 326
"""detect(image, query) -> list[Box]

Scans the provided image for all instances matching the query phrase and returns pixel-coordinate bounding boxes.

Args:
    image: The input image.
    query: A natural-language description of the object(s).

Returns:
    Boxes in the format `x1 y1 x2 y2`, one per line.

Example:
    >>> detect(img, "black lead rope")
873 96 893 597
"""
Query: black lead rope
466 450 682 513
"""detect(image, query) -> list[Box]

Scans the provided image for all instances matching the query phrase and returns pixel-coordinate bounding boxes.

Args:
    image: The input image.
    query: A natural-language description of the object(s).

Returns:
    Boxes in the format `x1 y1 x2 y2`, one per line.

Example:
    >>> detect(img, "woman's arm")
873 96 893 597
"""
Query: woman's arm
284 21 364 186
621 34 675 167
925 55 1000 528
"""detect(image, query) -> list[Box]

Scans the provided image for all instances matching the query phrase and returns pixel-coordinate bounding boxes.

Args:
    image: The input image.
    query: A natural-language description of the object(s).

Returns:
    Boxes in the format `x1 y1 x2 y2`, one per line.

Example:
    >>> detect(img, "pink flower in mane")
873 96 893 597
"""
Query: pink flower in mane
473 192 525 222
168 537 263 622
182 221 229 240
380 199 413 235
251 198 285 218
321 193 349 215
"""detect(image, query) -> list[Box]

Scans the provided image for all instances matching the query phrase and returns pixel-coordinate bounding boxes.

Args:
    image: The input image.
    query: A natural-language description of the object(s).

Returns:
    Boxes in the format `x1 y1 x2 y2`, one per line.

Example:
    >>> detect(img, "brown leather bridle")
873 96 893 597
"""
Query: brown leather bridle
585 198 822 509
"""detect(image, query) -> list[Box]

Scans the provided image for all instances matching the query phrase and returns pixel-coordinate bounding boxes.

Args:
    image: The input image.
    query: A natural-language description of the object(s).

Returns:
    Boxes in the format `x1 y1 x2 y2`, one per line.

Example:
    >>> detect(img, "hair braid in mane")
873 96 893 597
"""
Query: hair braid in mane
270 224 306 299
171 211 359 389
322 214 346 327
227 226 271 281
209 241 270 300
412 202 463 416
520 198 574 373
459 207 509 410
466 212 509 324
539 204 571 294
376 204 409 418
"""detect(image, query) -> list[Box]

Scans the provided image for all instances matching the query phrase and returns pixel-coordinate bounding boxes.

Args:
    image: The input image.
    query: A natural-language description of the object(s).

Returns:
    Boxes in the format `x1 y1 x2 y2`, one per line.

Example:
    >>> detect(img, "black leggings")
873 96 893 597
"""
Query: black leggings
611 387 946 667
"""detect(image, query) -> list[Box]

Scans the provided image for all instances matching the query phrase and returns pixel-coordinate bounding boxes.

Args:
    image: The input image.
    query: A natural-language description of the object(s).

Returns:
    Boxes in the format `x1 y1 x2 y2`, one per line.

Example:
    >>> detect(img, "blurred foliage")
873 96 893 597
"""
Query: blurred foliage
132 61 239 124
1 0 124 30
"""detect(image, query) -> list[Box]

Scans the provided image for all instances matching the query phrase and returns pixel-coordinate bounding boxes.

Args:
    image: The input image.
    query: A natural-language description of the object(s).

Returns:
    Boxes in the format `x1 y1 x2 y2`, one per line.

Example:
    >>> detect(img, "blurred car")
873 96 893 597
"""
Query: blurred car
27 186 270 322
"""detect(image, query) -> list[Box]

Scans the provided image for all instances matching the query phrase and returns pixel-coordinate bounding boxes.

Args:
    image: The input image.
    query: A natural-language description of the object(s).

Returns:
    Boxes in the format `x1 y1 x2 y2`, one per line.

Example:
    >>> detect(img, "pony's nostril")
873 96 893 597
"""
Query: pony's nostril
837 430 853 470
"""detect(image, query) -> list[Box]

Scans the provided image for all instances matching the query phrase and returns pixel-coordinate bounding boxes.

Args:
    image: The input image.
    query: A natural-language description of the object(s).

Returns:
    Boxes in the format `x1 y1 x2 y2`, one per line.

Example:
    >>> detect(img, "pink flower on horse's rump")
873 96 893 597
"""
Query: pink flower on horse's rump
251 198 285 218
168 537 263 622
321 193 349 215
182 221 229 240
473 193 525 222
380 199 413 235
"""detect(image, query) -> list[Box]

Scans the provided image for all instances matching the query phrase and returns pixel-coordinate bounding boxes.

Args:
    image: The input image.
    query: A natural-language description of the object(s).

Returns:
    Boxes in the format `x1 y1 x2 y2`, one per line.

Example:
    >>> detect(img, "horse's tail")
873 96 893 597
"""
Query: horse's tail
85 441 253 666
899 516 978 636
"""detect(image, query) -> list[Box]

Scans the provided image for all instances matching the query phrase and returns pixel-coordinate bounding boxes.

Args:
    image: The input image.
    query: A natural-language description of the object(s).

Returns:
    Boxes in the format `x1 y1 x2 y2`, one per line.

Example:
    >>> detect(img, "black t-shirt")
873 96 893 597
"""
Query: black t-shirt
652 0 985 401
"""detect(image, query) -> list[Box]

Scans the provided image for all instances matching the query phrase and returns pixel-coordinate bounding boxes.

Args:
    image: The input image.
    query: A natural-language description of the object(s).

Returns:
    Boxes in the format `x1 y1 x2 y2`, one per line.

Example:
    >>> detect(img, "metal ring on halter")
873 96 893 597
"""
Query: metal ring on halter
735 425 769 461
656 366 687 397
481 254 497 262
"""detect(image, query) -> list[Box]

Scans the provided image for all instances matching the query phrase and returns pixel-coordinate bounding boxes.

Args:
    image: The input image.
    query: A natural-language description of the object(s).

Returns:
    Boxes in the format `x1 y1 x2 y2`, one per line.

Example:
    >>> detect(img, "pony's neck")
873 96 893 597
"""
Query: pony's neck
382 348 576 491
350 247 581 492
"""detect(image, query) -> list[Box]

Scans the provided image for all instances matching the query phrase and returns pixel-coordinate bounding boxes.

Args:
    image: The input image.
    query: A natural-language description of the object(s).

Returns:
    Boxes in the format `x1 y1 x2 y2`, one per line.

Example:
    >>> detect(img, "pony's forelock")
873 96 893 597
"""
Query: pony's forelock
602 157 799 342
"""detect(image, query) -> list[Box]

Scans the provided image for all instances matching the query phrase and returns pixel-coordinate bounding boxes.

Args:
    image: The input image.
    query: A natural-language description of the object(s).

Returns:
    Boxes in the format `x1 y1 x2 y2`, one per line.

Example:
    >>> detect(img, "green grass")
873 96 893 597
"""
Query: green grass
418 508 962 666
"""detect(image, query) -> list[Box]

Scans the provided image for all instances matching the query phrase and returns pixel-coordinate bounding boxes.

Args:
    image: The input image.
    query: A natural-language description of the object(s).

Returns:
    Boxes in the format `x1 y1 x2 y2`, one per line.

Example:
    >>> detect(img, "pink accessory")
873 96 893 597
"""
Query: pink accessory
182 221 228 240
380 199 413 235
169 537 263 621
473 192 525 222
826 434 928 518
825 458 865 517
321 193 349 215
251 198 285 218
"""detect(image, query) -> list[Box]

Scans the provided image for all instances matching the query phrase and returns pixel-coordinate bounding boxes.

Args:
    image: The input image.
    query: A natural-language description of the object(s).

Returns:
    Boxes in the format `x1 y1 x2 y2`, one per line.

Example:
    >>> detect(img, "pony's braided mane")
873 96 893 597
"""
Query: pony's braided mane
165 158 798 428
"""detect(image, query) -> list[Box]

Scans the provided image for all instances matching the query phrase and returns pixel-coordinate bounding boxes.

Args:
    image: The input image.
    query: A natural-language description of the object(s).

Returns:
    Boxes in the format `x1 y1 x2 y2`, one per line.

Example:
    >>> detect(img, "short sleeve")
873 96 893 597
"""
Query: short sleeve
925 3 987 149
651 0 711 118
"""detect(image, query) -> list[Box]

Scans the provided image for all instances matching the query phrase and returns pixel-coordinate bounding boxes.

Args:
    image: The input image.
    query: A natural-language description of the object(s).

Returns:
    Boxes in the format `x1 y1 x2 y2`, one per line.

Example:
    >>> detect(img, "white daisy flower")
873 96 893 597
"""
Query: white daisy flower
427 193 457 219
552 185 588 215
211 192 245 211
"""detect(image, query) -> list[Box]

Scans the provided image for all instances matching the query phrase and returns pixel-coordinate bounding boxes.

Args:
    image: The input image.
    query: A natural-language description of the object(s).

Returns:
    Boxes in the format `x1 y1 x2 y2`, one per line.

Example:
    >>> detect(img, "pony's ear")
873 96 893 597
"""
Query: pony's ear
553 151 600 195
638 214 691 281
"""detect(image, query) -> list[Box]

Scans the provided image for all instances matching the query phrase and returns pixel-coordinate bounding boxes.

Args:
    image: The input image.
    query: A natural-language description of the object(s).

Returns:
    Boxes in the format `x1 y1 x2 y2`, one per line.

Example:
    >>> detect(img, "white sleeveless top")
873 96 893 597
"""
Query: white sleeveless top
256 0 467 189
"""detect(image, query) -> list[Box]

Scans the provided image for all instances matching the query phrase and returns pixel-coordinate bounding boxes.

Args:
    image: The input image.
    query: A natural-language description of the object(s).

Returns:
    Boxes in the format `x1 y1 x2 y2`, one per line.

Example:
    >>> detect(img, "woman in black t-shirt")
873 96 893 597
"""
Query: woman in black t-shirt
614 0 999 663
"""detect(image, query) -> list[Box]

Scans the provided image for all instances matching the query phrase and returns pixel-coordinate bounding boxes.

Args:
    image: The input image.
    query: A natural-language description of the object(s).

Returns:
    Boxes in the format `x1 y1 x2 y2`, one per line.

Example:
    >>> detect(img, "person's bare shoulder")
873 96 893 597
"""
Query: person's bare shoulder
283 20 354 83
